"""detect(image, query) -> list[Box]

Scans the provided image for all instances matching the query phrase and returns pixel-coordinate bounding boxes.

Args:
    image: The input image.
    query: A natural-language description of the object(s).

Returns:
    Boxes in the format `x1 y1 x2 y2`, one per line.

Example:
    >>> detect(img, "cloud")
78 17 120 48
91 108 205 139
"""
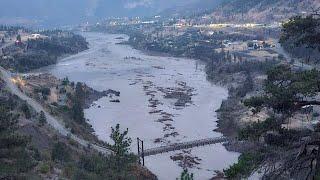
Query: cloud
124 0 152 9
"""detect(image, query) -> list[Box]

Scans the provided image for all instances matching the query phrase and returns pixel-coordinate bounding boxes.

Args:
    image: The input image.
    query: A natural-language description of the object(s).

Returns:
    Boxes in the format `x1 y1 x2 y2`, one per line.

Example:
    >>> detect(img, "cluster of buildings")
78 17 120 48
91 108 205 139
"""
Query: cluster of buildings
247 40 275 50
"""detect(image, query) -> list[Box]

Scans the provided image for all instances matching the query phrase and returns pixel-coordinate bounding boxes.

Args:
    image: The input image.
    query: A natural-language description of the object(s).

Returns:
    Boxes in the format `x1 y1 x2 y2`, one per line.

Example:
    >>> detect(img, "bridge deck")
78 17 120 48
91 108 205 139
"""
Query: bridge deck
142 137 228 157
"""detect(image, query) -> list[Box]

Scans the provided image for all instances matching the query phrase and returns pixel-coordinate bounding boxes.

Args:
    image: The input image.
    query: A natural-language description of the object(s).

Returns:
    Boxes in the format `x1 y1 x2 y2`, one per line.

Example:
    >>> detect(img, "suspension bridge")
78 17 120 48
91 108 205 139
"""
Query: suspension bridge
137 136 229 165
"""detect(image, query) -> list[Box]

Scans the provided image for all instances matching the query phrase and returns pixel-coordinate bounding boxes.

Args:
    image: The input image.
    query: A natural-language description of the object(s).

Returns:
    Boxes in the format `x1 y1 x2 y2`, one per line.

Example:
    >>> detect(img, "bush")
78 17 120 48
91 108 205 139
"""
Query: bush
41 87 51 96
51 142 70 162
63 163 75 178
239 117 280 141
224 153 261 179
39 163 50 174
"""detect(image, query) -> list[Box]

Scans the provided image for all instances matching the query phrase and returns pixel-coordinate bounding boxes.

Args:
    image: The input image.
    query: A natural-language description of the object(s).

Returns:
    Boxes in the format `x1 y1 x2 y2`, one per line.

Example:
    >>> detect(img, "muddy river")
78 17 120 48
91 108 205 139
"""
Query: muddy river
38 32 239 179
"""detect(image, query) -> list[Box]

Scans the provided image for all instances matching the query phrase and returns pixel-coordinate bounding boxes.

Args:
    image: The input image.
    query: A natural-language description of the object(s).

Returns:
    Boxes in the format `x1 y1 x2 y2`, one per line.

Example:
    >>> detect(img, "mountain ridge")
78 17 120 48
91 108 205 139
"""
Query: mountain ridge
206 0 320 23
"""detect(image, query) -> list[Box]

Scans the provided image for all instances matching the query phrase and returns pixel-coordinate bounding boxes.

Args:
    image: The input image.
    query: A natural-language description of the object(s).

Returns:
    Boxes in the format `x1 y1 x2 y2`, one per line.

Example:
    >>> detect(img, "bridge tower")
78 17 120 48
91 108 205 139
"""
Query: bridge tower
137 138 145 166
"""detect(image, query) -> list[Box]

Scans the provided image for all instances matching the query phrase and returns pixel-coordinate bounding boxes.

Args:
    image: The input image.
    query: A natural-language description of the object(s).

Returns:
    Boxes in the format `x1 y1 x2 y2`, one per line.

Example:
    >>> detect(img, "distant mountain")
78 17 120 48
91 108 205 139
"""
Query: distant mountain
93 0 200 18
160 0 225 17
0 0 200 26
206 0 320 23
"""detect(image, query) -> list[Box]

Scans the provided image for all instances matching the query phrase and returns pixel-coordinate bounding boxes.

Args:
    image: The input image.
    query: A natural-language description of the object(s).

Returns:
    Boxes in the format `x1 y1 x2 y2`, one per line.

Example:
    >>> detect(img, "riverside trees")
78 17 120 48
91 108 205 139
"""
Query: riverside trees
71 82 85 124
245 65 320 117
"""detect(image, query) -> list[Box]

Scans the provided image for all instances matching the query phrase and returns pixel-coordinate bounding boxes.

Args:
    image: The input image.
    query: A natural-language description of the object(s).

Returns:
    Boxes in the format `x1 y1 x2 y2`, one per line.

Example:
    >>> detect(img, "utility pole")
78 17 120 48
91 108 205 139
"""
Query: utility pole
137 138 140 164
137 138 145 166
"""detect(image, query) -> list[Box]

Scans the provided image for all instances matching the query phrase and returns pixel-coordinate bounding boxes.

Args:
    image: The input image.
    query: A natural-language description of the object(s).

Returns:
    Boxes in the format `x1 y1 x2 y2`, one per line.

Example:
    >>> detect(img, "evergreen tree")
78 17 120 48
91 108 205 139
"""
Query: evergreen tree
0 106 17 133
51 141 70 162
71 101 85 124
280 15 320 51
16 34 21 42
75 82 85 106
62 77 70 86
244 65 320 116
107 124 132 173
39 111 47 126
179 169 194 180
21 102 31 119
0 105 34 178
70 82 85 124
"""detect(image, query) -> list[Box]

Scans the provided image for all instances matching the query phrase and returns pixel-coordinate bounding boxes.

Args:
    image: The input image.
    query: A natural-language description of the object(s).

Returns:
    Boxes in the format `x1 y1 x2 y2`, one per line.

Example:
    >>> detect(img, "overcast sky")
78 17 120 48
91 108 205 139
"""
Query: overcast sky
0 0 210 26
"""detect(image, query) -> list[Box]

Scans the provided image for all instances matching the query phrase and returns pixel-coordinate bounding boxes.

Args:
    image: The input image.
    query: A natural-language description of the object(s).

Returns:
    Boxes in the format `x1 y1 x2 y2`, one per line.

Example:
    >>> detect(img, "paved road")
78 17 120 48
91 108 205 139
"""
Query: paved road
0 66 110 154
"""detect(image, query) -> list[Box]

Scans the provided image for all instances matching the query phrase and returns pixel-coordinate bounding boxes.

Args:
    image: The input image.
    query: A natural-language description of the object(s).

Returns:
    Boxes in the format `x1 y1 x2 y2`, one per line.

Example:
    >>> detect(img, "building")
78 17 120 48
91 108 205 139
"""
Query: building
29 34 49 40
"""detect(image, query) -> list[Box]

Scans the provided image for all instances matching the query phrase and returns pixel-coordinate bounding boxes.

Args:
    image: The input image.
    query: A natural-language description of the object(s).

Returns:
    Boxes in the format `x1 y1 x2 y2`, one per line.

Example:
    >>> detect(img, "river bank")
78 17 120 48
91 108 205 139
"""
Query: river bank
16 73 124 143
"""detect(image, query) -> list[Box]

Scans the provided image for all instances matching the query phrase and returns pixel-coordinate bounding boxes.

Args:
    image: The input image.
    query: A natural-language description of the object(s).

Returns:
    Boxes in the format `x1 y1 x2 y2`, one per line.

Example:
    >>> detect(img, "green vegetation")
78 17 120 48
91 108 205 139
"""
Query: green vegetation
71 101 85 124
0 93 37 179
34 87 51 100
239 64 320 178
245 65 320 116
0 28 88 72
238 116 280 141
127 28 260 62
51 141 71 162
49 79 98 141
74 153 132 179
71 82 86 124
38 111 47 126
224 152 263 179
280 15 320 51
179 169 194 180
16 34 21 42
39 162 51 174
62 77 70 86
27 32 88 57
0 76 153 179
59 124 142 180
107 124 136 174
280 15 320 63
21 102 32 119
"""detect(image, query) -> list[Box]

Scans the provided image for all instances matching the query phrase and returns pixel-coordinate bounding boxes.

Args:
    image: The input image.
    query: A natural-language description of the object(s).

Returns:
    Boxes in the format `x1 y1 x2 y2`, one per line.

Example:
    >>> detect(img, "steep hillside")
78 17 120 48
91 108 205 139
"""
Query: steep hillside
208 0 319 23
160 0 224 17
0 76 156 179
